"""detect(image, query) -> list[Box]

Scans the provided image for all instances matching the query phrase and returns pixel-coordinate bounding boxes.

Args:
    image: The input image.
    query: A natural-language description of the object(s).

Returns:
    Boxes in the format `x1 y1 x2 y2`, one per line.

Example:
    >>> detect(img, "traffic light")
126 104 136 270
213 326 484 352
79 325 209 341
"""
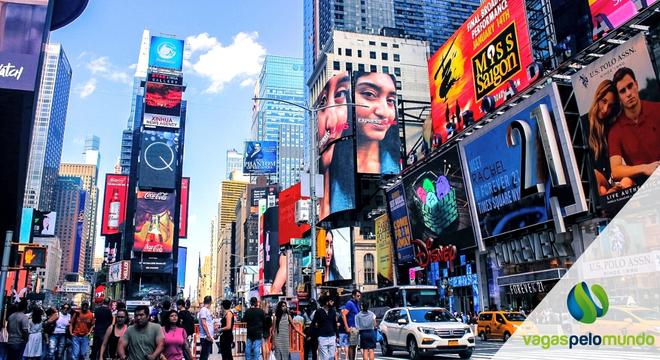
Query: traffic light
22 245 47 268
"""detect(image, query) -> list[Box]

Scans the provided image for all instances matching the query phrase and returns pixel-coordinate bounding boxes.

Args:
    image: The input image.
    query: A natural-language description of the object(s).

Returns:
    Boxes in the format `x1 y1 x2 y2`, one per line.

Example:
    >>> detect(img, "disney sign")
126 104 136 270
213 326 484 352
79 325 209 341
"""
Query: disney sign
411 238 457 271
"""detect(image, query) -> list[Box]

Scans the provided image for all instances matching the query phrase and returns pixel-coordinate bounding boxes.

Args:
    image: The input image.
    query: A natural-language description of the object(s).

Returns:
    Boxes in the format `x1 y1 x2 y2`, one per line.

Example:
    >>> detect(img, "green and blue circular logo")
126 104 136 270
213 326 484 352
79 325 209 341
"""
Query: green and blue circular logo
566 282 609 324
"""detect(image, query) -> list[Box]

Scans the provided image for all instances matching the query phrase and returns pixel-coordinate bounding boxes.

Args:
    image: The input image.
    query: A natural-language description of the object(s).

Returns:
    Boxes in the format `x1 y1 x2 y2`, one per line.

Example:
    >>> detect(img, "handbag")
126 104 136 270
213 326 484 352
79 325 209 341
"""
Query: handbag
375 329 383 343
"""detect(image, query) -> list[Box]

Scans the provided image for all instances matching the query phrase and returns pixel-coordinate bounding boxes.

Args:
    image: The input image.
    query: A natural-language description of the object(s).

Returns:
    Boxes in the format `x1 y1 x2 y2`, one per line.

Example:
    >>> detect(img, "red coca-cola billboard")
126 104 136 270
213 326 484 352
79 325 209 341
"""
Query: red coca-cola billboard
278 183 310 246
133 191 175 253
101 174 129 235
179 178 190 238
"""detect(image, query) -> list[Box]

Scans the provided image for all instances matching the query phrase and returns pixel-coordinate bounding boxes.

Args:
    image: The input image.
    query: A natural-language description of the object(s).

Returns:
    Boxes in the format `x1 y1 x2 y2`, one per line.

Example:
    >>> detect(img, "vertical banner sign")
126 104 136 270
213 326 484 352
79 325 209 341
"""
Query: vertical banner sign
73 191 87 272
375 214 395 287
133 191 176 253
589 0 658 39
19 208 34 244
177 247 187 290
257 199 267 297
386 183 414 263
101 174 129 235
262 207 279 295
179 178 190 238
427 0 535 145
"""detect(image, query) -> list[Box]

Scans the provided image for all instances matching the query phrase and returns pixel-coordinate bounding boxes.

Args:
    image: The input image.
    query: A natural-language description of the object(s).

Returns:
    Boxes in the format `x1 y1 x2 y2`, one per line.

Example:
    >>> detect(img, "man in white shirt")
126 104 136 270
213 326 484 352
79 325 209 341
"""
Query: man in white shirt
198 296 214 360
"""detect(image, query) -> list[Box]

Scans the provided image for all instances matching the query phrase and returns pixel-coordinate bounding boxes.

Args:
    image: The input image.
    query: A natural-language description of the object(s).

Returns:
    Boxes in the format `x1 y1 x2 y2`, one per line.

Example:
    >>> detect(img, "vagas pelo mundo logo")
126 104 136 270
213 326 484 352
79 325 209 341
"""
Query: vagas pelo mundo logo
523 282 655 349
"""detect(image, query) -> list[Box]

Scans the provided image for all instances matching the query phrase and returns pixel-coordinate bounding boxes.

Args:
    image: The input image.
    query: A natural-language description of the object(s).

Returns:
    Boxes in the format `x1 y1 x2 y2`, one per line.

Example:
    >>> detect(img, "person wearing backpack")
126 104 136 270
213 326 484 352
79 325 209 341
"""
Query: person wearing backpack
175 300 194 346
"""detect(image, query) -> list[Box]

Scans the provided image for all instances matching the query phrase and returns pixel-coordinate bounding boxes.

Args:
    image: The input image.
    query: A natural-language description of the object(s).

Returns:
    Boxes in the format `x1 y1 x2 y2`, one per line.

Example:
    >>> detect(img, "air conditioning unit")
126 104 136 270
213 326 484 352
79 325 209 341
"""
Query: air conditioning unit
295 199 311 225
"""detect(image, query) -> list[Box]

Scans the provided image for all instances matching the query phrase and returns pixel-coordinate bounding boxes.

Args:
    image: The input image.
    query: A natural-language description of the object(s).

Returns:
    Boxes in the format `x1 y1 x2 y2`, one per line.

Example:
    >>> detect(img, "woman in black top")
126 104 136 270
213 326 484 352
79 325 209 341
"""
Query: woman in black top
219 300 234 360
99 309 128 360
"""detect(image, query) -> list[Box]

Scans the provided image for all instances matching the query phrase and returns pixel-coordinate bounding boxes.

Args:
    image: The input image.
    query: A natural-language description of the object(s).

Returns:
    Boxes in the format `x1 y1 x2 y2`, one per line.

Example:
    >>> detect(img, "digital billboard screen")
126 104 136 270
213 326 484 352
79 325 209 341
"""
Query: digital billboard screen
427 0 535 145
571 34 660 213
459 83 586 244
278 183 310 246
243 141 278 174
386 183 414 263
262 206 279 295
139 130 179 190
315 71 354 155
148 72 183 85
323 227 352 283
177 247 187 289
353 71 401 175
133 191 176 254
178 177 190 238
144 82 182 121
73 191 87 272
589 0 658 39
148 36 184 71
0 0 48 91
32 210 56 237
250 185 278 207
101 174 129 235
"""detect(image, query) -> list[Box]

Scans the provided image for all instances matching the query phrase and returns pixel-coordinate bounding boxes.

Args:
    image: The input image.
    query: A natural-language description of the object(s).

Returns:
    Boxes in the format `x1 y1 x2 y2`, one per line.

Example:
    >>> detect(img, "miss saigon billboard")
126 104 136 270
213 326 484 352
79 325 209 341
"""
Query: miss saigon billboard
428 0 535 145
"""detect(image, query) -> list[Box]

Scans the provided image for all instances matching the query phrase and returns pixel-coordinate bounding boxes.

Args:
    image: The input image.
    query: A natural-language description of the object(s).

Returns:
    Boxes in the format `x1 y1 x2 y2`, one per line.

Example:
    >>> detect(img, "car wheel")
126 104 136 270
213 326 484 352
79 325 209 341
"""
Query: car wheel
503 332 511 342
408 337 420 360
381 335 393 357
459 349 473 359
479 331 487 341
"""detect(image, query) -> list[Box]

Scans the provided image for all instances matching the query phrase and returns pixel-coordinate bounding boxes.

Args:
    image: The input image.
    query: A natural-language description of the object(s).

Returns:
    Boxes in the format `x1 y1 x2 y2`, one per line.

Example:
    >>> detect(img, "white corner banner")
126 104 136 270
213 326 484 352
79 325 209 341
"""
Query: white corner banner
492 168 660 359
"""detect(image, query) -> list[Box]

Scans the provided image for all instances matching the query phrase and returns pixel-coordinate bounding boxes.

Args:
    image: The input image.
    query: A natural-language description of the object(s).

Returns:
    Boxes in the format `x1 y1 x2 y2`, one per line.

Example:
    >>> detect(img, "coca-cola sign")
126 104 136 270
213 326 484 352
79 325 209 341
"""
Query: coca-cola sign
411 237 457 270
144 192 169 201
133 191 175 254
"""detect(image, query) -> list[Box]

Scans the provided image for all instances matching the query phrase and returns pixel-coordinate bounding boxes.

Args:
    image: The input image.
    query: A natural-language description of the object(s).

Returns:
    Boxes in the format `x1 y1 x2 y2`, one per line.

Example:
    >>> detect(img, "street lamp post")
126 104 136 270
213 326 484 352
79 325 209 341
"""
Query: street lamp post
252 96 368 301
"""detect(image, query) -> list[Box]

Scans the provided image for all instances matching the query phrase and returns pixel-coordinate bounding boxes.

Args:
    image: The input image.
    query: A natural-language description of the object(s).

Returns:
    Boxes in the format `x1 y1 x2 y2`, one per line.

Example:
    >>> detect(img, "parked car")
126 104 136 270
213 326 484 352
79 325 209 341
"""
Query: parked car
379 307 475 359
476 311 526 341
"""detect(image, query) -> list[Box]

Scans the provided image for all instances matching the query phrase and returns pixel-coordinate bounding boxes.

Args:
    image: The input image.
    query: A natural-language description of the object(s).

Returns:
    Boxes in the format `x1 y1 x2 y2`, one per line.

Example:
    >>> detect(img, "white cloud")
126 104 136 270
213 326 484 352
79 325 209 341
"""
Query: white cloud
85 56 131 85
240 78 255 88
78 78 97 98
186 31 266 93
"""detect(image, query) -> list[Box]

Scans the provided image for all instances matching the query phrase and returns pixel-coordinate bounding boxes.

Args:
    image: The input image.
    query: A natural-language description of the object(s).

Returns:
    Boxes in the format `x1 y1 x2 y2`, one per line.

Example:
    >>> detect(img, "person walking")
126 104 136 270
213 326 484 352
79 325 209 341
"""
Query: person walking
303 301 318 360
175 299 195 345
22 307 44 360
117 305 164 360
218 300 234 360
272 301 304 360
99 308 129 360
354 303 376 360
262 302 273 360
70 301 95 360
243 297 265 360
91 298 114 360
198 296 214 360
161 310 193 360
48 304 71 360
311 296 338 360
6 301 29 360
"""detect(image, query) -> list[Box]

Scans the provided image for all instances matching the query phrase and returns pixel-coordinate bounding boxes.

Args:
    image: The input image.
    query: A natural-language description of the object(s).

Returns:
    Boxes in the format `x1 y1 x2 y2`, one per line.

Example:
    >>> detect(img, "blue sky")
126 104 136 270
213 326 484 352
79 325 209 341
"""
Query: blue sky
51 1 303 297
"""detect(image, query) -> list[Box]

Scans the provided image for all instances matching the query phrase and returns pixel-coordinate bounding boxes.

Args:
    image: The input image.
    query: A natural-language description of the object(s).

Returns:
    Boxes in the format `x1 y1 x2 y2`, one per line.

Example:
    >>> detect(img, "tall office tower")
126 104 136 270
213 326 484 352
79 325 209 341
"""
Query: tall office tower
23 44 72 211
218 180 249 230
52 176 87 283
59 163 98 281
226 149 243 179
251 55 305 188
82 135 100 170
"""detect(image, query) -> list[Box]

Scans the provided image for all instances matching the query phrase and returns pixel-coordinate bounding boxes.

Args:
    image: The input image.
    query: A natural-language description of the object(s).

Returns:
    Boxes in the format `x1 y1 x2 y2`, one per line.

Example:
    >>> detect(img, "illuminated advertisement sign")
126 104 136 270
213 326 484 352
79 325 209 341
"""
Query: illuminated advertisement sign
386 183 414 263
427 0 535 145
571 34 660 213
143 113 180 129
133 191 176 254
177 247 187 289
148 36 184 71
179 177 190 238
144 82 182 129
243 141 277 174
459 83 587 244
131 257 173 273
0 0 48 91
250 185 278 207
139 130 179 190
315 71 354 154
278 183 310 246
19 208 34 244
148 72 183 85
73 191 87 272
32 210 56 237
402 146 476 253
101 174 129 235
375 214 395 287
319 137 356 221
590 0 658 39
353 71 401 175
108 260 131 282
262 206 279 295
323 227 352 282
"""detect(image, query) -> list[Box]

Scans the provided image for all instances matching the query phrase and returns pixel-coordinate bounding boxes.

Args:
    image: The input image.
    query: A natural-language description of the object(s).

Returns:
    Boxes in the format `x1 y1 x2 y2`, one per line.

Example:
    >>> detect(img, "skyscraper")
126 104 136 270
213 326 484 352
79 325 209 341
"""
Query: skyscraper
83 135 100 170
226 149 243 179
218 180 249 230
23 44 72 211
52 176 86 283
252 55 305 189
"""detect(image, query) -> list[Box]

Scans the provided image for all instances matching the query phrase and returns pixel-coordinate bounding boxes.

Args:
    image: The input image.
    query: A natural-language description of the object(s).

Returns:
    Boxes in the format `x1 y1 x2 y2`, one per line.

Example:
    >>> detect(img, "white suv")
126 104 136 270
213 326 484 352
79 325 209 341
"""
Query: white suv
379 307 475 359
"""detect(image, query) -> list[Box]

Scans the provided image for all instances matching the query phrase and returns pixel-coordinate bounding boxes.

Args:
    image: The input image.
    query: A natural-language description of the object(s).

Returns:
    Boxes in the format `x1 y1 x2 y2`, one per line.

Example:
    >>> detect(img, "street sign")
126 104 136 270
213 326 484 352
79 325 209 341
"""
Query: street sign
302 267 312 275
22 245 47 268
61 283 91 294
291 238 310 247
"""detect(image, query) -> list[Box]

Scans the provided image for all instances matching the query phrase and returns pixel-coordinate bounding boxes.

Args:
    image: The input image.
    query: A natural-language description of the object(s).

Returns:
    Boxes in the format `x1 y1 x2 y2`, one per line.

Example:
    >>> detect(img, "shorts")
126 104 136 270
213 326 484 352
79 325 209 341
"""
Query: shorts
359 329 376 350
338 333 349 347
349 328 359 346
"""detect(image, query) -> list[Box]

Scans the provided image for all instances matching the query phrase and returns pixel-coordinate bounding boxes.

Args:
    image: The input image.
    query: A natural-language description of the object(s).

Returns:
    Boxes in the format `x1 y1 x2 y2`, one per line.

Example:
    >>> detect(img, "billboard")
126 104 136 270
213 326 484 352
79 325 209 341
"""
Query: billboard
250 185 278 207
148 72 183 85
262 206 280 295
571 34 660 213
131 257 174 273
319 137 356 221
353 71 401 175
73 191 87 272
0 0 48 91
32 210 56 237
143 113 180 129
19 208 34 243
139 130 179 190
402 146 476 253
315 71 354 154
459 83 587 244
177 246 187 289
148 36 184 71
108 261 131 282
278 183 310 246
589 0 658 39
427 0 535 145
101 174 129 235
323 227 352 282
133 191 176 253
178 177 190 238
243 141 277 174
375 214 395 287
386 183 414 263
143 82 182 128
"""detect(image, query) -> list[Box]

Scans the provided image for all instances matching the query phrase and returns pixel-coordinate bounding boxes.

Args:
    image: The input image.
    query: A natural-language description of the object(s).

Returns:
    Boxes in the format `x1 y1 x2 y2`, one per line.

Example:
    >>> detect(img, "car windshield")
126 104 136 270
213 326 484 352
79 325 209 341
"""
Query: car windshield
630 309 660 320
409 309 457 323
504 313 526 321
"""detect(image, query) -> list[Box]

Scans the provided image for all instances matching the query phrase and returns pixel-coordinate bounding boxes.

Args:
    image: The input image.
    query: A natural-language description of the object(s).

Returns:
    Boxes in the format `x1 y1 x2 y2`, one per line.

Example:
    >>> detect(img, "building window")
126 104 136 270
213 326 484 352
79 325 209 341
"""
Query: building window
357 50 362 58
393 44 399 48
370 65 377 72
396 81 402 90
338 48 342 55
346 63 353 72
382 53 388 61
369 51 376 59
394 67 401 76
364 254 375 285
333 61 340 71
369 41 376 46
382 66 389 73
393 53 400 62
346 48 352 56
358 64 365 71
381 42 387 47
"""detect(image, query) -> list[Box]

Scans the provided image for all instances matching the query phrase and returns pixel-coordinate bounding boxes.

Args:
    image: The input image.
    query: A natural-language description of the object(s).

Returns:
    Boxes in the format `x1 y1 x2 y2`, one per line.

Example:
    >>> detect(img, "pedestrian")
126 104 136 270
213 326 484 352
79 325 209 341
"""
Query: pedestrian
340 290 361 360
48 303 71 360
262 302 273 360
91 298 114 360
303 301 318 360
159 300 172 326
43 306 58 358
22 307 44 360
311 295 338 360
354 302 376 360
272 301 304 360
6 301 29 360
218 300 234 360
99 308 129 360
161 310 193 360
242 297 265 360
70 301 95 360
175 299 195 345
117 305 164 360
197 295 214 360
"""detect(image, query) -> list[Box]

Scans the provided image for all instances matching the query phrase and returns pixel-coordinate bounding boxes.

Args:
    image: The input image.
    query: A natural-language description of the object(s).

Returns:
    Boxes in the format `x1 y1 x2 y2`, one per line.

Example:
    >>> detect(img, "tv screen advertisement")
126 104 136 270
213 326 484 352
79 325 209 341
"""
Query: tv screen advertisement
32 210 56 237
243 141 278 175
133 191 176 254
101 174 129 235
386 183 415 263
148 36 184 71
179 177 190 238
262 206 279 295
352 71 401 175
589 0 658 39
315 71 354 155
427 0 535 146
459 83 587 245
250 185 278 207
73 191 87 272
139 130 179 190
323 227 352 282
571 34 660 214
177 247 187 289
